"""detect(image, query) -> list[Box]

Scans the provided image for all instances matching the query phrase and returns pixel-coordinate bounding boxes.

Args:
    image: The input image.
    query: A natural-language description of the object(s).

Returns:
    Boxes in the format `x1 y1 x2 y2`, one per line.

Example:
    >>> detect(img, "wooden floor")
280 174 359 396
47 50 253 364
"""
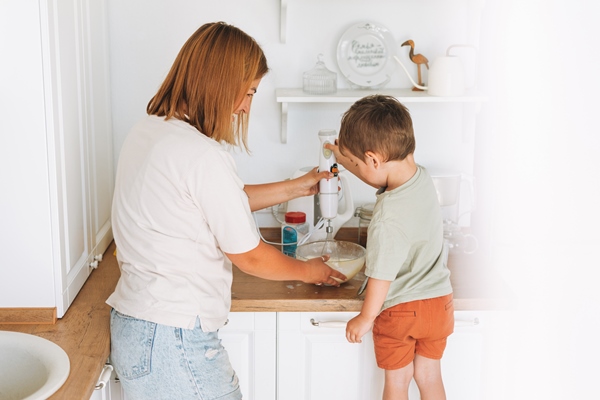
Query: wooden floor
0 241 119 400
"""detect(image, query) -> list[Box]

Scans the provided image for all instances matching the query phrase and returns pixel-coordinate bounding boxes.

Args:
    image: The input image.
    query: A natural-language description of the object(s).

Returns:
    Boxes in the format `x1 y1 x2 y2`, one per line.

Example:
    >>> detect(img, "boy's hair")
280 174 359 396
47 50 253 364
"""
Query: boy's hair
338 95 415 162
147 22 269 150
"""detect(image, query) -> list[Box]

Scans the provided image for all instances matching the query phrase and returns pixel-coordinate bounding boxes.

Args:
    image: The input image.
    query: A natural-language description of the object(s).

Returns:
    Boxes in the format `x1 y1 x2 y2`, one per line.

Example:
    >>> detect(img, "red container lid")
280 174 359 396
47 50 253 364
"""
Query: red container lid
285 211 306 223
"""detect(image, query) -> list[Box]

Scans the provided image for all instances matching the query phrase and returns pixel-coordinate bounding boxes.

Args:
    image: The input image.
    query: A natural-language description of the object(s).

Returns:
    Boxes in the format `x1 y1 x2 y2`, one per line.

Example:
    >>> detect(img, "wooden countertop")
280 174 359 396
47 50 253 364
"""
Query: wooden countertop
0 229 512 399
232 255 511 311
231 262 510 312
231 228 513 312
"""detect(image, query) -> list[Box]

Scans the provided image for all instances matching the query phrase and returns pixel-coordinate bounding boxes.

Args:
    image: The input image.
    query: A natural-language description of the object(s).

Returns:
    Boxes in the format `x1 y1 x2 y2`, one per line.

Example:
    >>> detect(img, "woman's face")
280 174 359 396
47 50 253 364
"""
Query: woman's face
234 78 262 116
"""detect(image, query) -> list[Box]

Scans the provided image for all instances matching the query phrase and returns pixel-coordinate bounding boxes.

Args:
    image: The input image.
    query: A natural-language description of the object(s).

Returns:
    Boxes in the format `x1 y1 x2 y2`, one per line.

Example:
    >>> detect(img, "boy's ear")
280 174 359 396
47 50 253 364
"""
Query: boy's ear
365 151 381 168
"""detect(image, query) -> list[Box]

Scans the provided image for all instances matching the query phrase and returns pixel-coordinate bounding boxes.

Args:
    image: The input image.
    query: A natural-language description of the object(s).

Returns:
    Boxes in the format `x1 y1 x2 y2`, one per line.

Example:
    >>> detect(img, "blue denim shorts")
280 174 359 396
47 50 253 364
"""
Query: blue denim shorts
110 309 241 400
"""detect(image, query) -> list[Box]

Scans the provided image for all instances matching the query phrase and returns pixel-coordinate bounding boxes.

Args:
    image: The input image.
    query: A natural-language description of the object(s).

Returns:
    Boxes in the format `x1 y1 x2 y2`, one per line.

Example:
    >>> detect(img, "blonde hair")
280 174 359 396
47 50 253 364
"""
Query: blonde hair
147 22 268 150
338 95 415 162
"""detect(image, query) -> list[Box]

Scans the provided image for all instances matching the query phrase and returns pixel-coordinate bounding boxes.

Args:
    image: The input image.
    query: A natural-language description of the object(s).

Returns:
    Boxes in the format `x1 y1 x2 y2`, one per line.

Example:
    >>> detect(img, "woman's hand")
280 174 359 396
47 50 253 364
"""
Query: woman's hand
291 167 333 197
303 254 347 286
243 167 332 211
227 241 346 286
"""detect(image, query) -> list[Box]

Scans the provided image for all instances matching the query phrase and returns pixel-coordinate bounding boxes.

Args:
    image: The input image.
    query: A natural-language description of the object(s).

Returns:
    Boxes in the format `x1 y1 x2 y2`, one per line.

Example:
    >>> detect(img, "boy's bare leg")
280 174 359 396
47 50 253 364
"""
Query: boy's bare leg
383 362 414 400
413 354 446 400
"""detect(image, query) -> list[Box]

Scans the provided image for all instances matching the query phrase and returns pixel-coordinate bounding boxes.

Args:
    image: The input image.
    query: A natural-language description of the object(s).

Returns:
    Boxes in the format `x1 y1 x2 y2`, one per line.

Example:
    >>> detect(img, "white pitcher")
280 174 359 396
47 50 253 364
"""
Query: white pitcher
395 44 476 96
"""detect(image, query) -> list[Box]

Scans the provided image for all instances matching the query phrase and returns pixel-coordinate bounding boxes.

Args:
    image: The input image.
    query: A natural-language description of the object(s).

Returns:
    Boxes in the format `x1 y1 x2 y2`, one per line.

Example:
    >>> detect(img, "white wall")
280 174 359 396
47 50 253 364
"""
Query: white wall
0 1 56 306
475 1 600 399
106 0 477 227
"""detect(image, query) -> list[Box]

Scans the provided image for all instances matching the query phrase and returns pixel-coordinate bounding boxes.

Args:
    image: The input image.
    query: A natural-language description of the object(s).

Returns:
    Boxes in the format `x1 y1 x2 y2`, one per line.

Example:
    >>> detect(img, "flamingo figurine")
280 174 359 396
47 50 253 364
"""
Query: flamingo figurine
401 40 429 91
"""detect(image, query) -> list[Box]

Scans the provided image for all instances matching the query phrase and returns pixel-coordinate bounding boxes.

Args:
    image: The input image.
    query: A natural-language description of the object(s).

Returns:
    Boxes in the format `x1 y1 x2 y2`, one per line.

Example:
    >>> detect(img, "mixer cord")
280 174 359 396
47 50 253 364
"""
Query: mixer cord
252 211 325 246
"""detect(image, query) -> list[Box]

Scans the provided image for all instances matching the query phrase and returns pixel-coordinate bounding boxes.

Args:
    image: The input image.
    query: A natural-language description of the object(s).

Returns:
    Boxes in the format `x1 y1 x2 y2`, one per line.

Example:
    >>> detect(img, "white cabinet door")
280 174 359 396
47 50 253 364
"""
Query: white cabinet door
220 312 277 400
90 365 124 400
41 0 113 316
408 311 484 400
442 311 484 400
278 312 384 400
278 311 485 400
82 0 114 260
43 0 93 316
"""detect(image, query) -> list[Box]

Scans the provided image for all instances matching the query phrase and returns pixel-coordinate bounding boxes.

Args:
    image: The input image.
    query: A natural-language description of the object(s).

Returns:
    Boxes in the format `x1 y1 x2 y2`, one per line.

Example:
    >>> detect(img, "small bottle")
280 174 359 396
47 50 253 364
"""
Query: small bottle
282 212 308 258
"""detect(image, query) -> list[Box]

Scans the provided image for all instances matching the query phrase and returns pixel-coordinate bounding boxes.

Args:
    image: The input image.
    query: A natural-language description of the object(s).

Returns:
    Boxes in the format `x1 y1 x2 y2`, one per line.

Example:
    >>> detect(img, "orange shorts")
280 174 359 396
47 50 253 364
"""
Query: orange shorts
373 293 454 370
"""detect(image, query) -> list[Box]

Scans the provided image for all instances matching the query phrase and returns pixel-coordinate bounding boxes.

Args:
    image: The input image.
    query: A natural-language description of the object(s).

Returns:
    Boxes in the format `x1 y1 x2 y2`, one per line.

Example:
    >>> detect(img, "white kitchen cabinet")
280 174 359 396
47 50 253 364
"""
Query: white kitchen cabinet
0 0 113 317
408 311 485 400
442 311 485 400
220 312 277 400
278 312 384 400
90 364 124 400
221 312 382 400
95 311 485 400
90 313 277 400
279 311 485 400
45 0 114 317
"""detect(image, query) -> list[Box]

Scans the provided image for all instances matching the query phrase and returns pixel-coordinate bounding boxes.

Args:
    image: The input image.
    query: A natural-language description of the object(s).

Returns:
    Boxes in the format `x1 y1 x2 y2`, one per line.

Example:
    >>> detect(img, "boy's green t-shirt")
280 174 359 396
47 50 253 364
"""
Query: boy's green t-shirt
366 165 453 311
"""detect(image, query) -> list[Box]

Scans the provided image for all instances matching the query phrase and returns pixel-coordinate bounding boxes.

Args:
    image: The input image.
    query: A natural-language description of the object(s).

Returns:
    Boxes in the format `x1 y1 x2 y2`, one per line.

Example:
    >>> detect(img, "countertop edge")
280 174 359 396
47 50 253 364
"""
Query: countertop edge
230 297 513 313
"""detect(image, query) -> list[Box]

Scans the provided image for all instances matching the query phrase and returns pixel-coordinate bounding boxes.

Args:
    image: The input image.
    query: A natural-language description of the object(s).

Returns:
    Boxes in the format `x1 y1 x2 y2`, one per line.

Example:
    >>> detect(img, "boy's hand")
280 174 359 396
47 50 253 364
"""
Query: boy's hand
346 313 375 343
324 142 352 170
324 142 369 187
346 278 389 343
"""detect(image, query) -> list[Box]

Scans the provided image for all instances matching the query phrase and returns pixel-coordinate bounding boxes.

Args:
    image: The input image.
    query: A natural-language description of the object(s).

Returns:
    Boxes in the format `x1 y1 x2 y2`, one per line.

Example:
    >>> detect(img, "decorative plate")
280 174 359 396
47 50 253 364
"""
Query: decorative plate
336 22 397 89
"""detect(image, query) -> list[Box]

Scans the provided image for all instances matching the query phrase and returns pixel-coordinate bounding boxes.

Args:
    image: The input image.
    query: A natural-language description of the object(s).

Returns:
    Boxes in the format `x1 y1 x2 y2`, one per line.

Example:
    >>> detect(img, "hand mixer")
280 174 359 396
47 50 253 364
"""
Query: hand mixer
317 129 340 260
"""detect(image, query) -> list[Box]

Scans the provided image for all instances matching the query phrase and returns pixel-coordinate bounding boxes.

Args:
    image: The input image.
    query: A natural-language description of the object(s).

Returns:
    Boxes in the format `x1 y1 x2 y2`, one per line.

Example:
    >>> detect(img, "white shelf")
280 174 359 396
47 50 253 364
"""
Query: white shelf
276 88 487 103
275 88 487 143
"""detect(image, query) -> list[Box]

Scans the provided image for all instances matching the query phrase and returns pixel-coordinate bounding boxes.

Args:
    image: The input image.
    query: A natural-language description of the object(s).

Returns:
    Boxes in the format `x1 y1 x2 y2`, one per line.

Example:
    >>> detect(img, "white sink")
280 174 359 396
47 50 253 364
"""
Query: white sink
0 331 70 400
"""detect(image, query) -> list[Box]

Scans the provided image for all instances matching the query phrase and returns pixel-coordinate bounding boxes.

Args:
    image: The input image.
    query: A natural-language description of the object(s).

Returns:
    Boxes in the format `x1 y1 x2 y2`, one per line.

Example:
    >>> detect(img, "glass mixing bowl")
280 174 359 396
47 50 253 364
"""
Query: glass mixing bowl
296 240 366 283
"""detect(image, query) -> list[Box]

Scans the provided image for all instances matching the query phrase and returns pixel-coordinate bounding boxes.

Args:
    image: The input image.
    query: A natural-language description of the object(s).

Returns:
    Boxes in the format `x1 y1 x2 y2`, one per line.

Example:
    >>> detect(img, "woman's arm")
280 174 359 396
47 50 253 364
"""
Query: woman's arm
243 167 333 212
225 240 346 286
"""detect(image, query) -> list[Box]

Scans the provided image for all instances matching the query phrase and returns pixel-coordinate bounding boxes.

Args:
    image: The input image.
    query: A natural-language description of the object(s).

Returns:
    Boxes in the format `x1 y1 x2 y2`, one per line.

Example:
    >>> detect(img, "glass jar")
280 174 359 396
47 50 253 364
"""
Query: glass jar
356 203 374 247
302 54 337 95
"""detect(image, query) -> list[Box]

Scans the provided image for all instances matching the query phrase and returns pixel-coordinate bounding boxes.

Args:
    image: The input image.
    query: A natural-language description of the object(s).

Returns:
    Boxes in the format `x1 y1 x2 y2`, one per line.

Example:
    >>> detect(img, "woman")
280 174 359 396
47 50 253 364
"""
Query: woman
107 22 345 399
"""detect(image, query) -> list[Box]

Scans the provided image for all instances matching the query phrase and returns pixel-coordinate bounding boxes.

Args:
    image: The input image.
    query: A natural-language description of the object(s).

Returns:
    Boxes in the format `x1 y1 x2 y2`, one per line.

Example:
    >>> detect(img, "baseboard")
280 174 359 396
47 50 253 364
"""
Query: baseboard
0 307 57 324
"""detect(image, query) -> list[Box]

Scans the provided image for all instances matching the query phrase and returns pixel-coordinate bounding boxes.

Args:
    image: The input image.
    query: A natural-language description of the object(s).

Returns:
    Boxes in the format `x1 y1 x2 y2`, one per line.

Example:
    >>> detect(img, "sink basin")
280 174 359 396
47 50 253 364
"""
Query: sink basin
0 331 70 400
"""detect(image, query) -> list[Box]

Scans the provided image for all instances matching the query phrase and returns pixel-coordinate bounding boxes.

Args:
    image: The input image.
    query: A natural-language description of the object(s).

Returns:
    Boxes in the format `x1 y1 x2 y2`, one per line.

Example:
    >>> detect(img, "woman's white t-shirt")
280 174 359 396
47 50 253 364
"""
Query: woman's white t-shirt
106 116 260 332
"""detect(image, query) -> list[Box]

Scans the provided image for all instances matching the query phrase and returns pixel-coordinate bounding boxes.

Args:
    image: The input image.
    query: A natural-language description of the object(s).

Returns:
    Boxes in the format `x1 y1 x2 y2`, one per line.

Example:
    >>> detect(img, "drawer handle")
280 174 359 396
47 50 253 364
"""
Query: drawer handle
455 317 480 328
310 318 479 329
95 364 113 390
310 318 347 328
